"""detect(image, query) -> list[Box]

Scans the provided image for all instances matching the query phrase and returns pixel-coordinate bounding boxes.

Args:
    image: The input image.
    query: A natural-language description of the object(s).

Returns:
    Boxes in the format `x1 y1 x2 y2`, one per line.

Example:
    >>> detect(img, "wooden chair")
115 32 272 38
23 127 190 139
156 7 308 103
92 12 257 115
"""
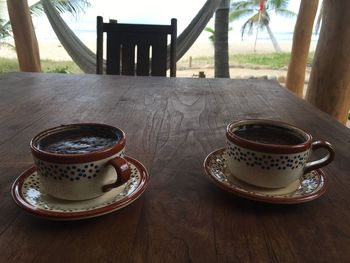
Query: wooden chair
96 16 177 77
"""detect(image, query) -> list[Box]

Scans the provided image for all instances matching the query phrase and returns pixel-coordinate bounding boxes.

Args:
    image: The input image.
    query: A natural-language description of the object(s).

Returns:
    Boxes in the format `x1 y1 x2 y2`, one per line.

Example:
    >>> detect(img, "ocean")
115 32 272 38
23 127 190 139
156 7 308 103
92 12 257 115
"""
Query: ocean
33 14 319 44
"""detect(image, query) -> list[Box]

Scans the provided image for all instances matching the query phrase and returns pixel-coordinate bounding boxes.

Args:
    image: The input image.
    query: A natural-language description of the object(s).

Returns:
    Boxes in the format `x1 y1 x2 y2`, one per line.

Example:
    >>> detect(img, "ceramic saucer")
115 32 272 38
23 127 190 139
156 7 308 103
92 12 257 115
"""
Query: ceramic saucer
12 156 149 220
204 148 327 204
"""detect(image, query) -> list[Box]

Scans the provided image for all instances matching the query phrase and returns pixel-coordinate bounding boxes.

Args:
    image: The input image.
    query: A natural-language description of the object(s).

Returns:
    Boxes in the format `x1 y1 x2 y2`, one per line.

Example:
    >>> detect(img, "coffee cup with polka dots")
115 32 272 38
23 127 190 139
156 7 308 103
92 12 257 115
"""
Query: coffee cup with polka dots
30 123 131 200
226 119 335 188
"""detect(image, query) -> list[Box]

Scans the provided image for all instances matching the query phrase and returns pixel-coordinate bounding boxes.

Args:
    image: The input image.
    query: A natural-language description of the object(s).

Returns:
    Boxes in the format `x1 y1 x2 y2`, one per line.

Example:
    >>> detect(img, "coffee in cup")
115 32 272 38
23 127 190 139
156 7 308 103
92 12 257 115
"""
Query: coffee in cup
30 123 131 200
226 119 335 188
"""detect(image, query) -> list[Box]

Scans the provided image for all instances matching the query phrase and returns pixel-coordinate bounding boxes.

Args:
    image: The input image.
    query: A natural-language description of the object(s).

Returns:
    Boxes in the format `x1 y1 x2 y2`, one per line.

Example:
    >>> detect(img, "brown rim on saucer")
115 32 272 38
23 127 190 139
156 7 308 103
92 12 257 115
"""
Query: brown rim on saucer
226 119 312 154
30 123 126 164
203 148 327 204
11 156 149 220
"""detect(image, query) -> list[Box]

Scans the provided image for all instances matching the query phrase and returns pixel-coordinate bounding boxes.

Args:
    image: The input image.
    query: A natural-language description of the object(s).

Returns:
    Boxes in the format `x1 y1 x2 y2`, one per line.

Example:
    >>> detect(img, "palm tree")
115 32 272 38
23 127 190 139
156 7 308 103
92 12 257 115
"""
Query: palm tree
4 0 90 71
1 0 90 46
1 0 90 44
230 0 296 53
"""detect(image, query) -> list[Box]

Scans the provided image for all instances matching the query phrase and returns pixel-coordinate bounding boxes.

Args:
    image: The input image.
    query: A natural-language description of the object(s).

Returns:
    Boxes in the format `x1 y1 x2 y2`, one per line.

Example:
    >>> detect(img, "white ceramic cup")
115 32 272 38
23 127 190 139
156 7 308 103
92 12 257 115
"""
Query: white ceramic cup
226 119 335 188
30 123 131 200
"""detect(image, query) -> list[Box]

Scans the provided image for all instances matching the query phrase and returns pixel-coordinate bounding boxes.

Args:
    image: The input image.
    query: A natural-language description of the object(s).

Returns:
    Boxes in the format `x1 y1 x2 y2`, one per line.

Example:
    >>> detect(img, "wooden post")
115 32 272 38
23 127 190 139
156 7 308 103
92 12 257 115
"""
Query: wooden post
306 0 350 124
7 0 41 72
286 0 319 97
214 0 230 78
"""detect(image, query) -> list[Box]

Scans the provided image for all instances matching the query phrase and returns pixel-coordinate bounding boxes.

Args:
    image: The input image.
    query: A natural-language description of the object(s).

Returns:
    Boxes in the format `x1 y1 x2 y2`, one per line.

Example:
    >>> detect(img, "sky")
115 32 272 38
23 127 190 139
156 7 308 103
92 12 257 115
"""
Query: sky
29 0 317 43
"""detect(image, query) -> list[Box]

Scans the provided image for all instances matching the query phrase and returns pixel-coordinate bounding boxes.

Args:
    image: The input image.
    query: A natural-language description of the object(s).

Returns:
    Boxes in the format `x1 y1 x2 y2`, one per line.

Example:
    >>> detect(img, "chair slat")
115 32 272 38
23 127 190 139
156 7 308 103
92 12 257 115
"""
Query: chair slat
96 16 176 77
96 16 104 74
121 43 135 76
136 44 150 76
151 35 167 76
106 35 120 75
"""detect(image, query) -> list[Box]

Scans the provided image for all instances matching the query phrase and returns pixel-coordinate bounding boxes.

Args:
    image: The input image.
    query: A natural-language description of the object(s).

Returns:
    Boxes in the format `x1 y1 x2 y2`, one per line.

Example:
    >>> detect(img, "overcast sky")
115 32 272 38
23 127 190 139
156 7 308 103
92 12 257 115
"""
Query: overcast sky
30 0 318 42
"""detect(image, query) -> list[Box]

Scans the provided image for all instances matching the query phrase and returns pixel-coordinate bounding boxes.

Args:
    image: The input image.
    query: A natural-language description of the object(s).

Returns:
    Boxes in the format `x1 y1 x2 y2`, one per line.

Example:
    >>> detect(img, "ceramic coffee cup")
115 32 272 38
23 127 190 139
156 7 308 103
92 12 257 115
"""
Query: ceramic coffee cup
226 119 335 188
30 123 131 200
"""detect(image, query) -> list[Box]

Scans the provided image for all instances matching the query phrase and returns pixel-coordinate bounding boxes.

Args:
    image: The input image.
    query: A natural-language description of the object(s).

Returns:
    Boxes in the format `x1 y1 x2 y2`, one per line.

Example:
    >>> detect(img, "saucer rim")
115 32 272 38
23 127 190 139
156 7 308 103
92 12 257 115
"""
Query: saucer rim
203 148 327 204
11 156 149 220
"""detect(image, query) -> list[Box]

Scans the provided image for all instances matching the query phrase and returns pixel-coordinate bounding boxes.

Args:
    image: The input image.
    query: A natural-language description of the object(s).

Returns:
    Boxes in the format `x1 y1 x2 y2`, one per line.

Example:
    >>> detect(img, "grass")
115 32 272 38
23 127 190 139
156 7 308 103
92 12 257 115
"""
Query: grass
233 53 292 69
233 52 314 69
0 57 19 72
1 52 315 73
0 57 82 74
178 52 314 70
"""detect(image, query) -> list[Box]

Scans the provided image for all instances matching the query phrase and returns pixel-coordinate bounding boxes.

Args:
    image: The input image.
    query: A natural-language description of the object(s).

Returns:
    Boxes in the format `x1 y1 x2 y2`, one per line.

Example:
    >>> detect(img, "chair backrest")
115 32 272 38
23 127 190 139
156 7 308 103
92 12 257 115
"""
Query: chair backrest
96 16 177 77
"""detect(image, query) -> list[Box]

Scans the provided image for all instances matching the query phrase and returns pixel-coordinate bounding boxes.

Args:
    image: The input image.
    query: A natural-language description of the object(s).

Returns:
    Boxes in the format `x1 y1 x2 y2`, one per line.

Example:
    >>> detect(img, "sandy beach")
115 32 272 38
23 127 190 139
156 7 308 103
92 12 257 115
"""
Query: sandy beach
1 39 317 62
0 39 309 86
0 39 316 80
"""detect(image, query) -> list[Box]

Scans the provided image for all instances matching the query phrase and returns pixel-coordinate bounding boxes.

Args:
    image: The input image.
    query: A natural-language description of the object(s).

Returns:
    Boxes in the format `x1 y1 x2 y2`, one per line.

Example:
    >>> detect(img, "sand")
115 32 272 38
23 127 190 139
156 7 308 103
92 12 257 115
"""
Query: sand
1 39 318 61
0 39 312 80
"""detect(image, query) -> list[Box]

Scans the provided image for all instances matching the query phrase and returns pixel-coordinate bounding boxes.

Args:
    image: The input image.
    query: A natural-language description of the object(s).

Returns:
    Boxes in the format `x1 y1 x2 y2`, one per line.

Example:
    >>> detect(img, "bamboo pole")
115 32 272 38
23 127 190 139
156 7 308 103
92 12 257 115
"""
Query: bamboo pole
7 0 41 72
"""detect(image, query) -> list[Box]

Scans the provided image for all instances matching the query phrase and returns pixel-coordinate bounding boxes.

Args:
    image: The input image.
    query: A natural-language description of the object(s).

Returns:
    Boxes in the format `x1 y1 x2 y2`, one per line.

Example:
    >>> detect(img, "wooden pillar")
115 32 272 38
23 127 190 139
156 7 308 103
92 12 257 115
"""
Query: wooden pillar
214 0 230 78
306 0 350 124
7 0 41 72
286 0 319 97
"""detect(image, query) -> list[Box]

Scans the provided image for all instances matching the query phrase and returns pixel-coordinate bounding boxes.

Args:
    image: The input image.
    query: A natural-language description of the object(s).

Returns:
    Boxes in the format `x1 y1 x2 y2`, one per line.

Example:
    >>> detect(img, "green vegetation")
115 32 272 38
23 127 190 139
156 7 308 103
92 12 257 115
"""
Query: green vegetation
178 52 314 70
233 52 314 69
0 52 315 73
230 0 296 53
0 57 18 72
0 58 82 73
233 53 291 69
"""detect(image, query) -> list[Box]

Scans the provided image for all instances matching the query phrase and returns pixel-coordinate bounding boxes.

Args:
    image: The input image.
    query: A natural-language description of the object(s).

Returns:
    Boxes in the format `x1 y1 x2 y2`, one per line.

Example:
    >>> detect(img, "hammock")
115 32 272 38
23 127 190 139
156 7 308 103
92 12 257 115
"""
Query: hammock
42 0 221 73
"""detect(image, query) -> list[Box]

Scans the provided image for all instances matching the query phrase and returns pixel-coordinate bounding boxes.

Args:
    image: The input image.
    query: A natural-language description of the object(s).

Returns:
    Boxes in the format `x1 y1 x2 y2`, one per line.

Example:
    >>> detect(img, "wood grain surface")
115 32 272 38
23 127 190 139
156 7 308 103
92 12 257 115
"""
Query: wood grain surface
0 73 349 263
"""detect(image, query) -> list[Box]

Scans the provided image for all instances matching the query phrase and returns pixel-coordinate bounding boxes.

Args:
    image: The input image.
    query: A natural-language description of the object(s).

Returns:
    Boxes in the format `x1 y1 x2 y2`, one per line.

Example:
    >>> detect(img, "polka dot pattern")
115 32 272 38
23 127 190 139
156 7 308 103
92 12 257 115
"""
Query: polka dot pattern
226 142 309 171
208 149 323 198
34 151 125 181
22 161 140 213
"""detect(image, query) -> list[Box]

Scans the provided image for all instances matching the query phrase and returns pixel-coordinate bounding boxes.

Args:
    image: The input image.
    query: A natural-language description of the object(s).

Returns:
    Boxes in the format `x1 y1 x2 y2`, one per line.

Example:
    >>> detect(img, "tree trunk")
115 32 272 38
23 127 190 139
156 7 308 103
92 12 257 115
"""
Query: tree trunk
306 0 350 124
7 0 41 72
286 0 319 97
214 0 230 78
265 24 282 53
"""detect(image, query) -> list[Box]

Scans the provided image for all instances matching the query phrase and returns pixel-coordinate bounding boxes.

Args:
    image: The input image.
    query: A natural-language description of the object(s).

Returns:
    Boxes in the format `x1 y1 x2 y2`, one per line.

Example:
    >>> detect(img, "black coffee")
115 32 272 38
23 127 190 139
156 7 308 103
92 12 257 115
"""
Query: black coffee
233 124 305 145
38 127 120 154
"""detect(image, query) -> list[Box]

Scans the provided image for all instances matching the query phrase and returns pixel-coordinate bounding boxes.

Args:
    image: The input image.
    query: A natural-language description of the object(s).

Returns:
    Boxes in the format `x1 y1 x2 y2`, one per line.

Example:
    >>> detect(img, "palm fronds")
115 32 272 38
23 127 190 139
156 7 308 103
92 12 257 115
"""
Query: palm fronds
265 0 290 10
30 0 91 17
241 12 261 38
274 8 296 18
229 8 255 22
0 19 11 38
204 27 215 42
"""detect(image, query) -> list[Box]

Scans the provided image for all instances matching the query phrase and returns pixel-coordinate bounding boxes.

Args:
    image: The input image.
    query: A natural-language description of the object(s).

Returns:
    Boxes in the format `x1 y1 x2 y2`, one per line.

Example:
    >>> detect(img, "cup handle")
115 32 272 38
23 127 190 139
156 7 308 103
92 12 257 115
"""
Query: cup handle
102 156 131 192
304 140 335 174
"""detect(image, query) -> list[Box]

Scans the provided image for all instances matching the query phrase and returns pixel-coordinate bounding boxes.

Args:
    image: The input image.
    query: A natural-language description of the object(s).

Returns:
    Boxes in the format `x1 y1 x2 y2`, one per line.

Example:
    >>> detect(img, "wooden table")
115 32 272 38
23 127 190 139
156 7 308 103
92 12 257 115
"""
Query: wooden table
0 72 349 262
